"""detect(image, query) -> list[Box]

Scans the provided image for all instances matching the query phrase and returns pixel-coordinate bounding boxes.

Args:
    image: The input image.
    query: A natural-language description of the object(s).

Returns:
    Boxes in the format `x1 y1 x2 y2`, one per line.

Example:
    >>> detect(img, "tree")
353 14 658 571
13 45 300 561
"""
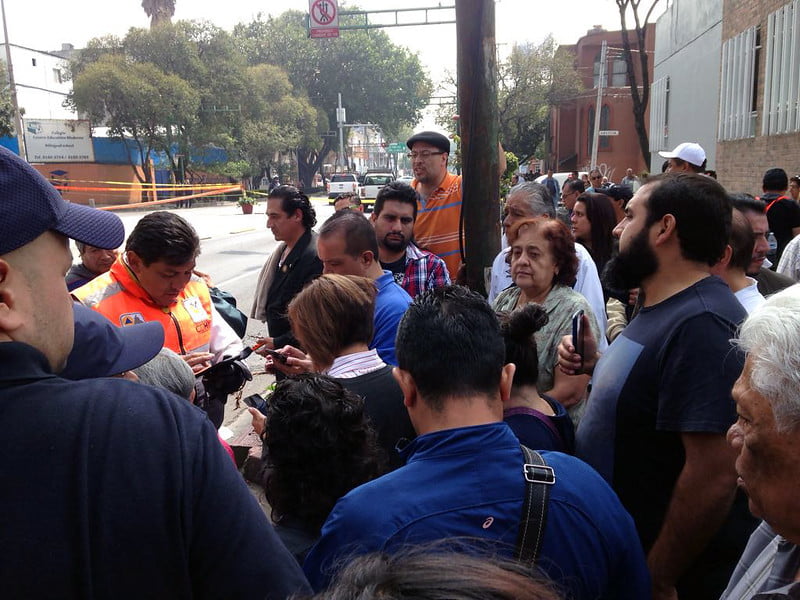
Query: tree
615 0 660 167
0 61 15 137
68 54 199 184
142 0 175 28
234 11 432 187
498 36 582 162
434 37 582 163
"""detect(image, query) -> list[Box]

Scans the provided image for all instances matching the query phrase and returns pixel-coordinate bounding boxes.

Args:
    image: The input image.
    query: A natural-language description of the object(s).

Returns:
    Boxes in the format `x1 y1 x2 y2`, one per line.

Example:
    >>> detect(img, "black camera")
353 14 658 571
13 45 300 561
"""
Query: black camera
242 393 269 415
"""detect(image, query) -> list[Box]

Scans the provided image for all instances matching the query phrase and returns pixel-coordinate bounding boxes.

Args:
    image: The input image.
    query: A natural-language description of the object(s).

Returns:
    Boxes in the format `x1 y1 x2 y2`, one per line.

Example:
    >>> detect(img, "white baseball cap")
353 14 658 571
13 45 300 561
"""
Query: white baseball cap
658 142 706 167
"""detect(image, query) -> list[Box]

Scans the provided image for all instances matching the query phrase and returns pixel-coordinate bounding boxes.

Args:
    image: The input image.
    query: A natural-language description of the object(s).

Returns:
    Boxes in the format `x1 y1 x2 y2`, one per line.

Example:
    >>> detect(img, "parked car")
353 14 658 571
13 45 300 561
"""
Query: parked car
534 172 588 196
327 173 361 200
360 172 395 209
397 175 414 185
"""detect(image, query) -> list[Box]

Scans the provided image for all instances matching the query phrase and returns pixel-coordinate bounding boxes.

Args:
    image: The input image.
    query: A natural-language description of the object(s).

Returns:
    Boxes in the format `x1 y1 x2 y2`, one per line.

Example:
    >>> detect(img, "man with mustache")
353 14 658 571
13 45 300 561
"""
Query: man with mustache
370 180 451 297
559 173 758 599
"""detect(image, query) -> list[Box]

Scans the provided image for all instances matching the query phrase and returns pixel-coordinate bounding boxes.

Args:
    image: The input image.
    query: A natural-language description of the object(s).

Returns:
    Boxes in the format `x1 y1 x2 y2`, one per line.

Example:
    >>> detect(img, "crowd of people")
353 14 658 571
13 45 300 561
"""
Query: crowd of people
4 129 800 600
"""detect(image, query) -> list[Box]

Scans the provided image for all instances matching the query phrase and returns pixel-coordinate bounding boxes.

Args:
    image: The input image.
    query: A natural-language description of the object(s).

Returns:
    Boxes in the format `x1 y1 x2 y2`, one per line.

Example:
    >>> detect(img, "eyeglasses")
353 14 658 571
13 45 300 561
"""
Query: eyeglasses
590 175 602 181
407 151 445 160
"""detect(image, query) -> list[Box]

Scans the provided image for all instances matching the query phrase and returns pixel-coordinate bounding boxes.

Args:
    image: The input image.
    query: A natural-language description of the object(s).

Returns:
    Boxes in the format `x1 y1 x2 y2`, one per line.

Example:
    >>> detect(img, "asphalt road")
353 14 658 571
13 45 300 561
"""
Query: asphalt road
81 197 335 436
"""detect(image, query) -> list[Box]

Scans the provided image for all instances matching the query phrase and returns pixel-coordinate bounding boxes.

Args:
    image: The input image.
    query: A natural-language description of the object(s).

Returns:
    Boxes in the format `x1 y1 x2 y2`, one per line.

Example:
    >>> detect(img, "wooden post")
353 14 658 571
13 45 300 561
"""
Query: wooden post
456 0 500 297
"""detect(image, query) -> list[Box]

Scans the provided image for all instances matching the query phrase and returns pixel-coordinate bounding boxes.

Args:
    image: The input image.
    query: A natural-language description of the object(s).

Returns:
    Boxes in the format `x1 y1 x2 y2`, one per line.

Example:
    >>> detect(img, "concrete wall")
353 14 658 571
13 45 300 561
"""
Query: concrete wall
717 0 800 195
650 0 723 173
4 45 75 120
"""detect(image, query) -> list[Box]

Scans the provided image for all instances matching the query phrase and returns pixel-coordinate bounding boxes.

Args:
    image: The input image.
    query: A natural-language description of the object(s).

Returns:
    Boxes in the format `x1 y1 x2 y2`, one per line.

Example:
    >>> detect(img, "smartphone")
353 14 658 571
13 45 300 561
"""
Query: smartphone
194 354 238 378
242 393 269 415
571 309 585 367
263 348 288 364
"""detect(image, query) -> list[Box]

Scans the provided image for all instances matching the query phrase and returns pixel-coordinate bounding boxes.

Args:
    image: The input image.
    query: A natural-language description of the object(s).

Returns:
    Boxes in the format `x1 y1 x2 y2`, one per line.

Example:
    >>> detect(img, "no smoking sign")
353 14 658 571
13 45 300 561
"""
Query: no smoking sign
309 0 340 38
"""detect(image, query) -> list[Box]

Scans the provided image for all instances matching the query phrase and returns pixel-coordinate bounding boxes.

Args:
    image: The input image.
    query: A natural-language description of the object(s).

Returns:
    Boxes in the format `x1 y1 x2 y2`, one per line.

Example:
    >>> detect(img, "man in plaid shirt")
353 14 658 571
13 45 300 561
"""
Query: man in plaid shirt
371 181 451 297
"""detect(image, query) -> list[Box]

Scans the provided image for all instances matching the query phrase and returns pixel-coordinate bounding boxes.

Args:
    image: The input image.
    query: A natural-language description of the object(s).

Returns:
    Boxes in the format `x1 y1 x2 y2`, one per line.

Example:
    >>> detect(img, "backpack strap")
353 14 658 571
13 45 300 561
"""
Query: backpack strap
514 445 556 564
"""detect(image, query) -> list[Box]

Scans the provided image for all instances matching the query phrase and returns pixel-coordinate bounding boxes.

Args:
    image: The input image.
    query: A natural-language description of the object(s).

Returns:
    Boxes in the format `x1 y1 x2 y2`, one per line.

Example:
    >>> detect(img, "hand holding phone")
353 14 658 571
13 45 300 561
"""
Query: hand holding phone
261 348 287 364
571 309 585 369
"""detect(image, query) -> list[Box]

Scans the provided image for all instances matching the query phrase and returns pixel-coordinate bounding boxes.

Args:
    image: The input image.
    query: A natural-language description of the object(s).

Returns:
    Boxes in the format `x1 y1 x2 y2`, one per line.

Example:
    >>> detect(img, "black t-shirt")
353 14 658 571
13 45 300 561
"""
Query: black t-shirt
576 277 756 597
336 365 417 469
764 193 800 265
381 257 406 287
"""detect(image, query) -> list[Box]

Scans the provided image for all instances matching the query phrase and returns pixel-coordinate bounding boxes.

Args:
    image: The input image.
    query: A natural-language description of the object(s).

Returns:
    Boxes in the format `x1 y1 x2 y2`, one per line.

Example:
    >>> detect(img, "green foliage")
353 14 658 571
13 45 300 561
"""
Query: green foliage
0 61 14 137
500 150 520 198
498 36 583 163
233 11 433 185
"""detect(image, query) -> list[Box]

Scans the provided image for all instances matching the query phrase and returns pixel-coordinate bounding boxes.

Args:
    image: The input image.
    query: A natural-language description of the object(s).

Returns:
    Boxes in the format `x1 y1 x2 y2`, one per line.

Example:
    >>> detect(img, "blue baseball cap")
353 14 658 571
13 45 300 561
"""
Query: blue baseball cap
61 303 165 380
0 146 124 255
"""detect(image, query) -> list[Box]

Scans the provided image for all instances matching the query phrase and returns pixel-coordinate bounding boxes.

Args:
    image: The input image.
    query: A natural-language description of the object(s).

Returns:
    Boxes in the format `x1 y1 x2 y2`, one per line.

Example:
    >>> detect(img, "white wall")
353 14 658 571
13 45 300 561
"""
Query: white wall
4 44 76 120
651 0 723 172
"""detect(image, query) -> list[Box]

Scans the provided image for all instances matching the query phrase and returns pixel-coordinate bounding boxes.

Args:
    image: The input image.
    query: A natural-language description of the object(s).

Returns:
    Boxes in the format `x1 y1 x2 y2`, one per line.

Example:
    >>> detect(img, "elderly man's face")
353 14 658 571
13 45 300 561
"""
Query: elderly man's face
728 357 800 541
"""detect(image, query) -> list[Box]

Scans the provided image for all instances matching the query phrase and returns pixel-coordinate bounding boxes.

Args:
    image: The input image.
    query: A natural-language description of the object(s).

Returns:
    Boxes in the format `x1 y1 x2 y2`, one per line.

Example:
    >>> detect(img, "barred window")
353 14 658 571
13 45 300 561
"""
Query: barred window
718 26 759 141
762 0 800 135
649 76 669 152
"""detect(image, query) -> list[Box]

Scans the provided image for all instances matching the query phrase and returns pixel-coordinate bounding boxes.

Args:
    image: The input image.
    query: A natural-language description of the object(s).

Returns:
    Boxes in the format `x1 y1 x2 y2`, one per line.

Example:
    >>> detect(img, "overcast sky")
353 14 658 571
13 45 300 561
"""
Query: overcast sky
2 0 664 130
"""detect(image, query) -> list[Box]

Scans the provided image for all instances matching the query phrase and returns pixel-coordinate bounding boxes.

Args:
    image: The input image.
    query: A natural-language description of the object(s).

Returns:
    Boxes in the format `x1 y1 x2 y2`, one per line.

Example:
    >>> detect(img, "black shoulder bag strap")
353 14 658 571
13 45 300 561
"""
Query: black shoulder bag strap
514 445 556 565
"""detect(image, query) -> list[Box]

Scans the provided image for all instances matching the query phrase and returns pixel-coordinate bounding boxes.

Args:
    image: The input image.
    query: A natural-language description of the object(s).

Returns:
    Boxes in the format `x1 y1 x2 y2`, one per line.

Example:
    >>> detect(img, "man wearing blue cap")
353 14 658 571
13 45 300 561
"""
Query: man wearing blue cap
0 147 310 598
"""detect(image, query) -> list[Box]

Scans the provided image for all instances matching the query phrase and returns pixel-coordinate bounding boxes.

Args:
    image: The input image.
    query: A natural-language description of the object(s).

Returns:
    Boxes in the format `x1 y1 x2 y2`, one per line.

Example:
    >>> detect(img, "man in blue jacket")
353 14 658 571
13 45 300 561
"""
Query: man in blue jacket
303 285 649 599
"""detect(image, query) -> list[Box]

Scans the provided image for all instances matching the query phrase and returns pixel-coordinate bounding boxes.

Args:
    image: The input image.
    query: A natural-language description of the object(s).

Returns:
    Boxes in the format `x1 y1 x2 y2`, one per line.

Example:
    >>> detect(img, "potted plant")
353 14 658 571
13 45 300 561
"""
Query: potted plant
237 193 257 214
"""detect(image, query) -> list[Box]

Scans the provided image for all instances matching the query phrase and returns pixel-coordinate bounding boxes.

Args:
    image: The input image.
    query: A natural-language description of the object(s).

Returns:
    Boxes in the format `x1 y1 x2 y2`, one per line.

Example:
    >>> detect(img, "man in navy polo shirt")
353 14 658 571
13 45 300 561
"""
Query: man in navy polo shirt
0 147 309 599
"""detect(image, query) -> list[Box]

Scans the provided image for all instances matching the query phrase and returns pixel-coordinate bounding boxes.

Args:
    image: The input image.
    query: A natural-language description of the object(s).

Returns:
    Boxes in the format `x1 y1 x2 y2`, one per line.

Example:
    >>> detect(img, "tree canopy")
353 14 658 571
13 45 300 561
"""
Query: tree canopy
498 36 582 162
0 61 15 137
233 11 432 185
69 12 432 187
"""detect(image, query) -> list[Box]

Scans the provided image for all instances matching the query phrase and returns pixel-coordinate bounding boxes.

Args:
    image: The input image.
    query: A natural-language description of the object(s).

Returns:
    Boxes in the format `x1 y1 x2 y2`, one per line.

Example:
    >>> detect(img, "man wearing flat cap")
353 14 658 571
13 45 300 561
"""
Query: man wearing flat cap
0 147 309 598
406 131 461 278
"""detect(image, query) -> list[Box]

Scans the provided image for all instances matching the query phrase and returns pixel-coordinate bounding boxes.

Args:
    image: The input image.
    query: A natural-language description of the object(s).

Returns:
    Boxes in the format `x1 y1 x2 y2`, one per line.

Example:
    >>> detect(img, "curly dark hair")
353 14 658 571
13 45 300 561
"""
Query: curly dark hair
496 304 548 388
506 217 578 287
262 374 386 532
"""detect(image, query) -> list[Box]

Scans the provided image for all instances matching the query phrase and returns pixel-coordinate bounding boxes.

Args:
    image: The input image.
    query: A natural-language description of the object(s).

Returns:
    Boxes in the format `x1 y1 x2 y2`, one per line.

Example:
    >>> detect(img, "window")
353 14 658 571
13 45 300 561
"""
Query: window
593 52 605 88
718 26 759 140
53 68 62 84
762 0 800 135
611 58 627 87
650 76 670 151
31 58 37 67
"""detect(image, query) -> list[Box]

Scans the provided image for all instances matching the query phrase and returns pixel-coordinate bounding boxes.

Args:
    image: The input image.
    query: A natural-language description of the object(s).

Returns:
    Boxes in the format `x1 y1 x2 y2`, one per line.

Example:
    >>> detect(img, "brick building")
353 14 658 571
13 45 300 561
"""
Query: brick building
549 24 654 182
715 0 800 194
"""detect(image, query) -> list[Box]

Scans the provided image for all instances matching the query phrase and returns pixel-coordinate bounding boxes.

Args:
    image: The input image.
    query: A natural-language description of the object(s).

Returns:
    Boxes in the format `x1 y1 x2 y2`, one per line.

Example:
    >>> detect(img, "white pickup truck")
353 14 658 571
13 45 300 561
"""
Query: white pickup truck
327 173 361 199
360 172 395 210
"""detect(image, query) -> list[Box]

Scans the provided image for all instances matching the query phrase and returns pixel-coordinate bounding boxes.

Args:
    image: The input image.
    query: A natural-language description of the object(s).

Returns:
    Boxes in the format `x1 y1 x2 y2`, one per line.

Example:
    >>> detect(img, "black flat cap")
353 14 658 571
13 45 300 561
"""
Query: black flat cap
406 131 451 154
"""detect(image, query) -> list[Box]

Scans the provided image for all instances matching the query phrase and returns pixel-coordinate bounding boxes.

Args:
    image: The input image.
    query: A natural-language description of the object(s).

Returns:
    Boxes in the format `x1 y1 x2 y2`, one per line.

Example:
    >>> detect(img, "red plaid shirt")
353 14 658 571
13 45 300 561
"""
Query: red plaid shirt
391 243 451 298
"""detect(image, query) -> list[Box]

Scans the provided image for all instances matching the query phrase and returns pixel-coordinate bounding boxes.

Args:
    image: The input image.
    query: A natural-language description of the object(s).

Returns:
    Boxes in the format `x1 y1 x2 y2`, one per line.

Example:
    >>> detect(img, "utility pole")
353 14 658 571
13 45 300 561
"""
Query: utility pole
1 0 26 159
336 93 346 171
456 0 499 296
590 39 607 170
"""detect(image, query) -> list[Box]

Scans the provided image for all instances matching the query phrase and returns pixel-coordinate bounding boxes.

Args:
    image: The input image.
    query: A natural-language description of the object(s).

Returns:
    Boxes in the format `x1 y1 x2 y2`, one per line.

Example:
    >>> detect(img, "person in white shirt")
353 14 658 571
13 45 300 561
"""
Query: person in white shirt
711 208 766 314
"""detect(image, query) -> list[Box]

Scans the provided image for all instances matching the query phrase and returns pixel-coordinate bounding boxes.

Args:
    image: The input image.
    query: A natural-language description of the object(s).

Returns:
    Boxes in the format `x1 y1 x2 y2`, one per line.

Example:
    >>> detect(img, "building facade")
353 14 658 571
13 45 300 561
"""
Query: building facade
649 0 723 173
716 0 800 194
3 43 77 121
549 24 654 182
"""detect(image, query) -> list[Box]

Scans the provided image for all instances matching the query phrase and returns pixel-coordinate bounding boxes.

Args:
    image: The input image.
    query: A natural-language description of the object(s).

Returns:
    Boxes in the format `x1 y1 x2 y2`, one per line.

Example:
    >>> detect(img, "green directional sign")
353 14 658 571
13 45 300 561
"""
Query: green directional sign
386 142 406 153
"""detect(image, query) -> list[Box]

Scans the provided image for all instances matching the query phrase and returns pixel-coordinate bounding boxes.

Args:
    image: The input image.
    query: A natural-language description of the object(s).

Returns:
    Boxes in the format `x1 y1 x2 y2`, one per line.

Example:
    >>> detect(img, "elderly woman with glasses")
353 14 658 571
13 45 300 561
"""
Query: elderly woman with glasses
492 218 600 420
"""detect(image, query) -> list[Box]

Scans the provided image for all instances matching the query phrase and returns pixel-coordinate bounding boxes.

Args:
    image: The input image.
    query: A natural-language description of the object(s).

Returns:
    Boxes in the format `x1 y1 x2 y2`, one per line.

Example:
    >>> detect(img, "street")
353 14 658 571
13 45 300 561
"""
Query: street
90 197 336 441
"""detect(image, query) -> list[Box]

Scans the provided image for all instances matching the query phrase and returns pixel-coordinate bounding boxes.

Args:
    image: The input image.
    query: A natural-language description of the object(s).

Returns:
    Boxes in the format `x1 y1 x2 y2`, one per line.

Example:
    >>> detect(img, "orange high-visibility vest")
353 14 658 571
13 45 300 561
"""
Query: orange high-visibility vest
73 257 213 355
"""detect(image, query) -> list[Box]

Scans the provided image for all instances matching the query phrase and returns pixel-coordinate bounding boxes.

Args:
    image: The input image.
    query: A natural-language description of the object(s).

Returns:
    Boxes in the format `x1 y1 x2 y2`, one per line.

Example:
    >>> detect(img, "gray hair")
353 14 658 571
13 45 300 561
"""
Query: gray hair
134 348 195 400
736 284 800 431
507 182 554 218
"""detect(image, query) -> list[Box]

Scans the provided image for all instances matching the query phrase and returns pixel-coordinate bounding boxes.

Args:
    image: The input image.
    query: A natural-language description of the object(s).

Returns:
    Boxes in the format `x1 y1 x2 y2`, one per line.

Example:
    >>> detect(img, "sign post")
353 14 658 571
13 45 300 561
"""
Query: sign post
309 0 339 38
